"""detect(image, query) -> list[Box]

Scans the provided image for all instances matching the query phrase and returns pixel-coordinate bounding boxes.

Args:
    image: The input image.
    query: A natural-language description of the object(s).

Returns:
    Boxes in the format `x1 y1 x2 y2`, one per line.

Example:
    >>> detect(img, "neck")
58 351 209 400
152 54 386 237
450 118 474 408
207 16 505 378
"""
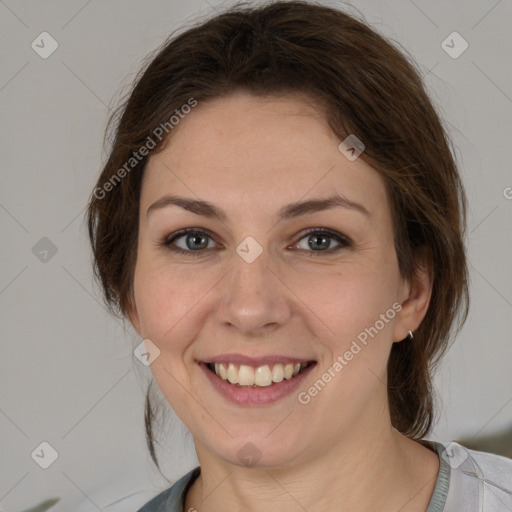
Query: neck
184 421 439 512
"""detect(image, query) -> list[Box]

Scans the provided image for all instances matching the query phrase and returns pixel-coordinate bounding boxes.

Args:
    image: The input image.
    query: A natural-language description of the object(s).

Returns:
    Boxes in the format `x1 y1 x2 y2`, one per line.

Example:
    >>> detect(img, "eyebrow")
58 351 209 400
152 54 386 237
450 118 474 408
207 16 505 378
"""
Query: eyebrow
146 194 371 221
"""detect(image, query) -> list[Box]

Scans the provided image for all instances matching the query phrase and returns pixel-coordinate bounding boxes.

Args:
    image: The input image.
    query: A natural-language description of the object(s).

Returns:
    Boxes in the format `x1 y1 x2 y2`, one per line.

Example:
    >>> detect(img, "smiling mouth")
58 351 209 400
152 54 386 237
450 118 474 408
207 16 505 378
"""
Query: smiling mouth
203 361 316 388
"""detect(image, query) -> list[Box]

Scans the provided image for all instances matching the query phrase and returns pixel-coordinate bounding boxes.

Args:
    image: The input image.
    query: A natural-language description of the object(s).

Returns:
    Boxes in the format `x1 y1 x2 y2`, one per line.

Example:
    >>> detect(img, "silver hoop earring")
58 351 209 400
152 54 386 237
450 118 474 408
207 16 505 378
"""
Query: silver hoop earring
407 330 414 341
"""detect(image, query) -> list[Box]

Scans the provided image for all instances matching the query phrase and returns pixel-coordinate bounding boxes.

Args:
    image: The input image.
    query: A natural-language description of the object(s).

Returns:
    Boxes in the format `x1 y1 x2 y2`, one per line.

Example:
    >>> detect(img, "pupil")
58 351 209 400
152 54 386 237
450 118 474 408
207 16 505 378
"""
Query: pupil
309 234 329 250
188 233 207 250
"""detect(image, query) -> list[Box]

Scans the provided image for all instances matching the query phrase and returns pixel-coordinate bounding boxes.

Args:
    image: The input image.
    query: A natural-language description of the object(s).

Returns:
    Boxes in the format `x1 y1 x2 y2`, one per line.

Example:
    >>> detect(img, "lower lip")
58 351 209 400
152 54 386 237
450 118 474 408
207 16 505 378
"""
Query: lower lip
199 362 316 406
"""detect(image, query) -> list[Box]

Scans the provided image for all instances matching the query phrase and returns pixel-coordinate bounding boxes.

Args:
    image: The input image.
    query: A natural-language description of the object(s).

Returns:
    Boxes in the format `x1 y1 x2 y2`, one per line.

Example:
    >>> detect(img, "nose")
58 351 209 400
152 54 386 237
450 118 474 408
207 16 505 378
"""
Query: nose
215 245 292 337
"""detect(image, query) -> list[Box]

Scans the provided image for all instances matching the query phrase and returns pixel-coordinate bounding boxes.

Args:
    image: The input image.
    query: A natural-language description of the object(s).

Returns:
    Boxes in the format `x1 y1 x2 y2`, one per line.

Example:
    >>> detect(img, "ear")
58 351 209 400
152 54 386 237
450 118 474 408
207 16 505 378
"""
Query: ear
393 251 433 343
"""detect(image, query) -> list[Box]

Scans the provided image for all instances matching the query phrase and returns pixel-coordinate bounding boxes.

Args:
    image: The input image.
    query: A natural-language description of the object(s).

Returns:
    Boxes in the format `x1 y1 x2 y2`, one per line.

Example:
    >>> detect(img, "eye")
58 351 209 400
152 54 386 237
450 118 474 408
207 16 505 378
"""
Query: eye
293 228 351 256
161 228 218 256
160 227 351 257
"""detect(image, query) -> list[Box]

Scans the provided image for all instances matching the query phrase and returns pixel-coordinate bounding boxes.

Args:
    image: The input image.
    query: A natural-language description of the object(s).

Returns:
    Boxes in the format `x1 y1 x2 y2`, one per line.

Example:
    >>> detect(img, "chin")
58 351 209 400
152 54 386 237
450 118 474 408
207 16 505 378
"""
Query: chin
210 433 306 470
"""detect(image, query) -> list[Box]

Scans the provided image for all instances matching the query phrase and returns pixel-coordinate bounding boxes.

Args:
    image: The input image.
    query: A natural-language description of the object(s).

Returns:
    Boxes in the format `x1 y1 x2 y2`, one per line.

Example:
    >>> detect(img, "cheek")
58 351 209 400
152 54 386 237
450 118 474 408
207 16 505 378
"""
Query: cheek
296 260 398 343
132 258 205 345
302 266 399 392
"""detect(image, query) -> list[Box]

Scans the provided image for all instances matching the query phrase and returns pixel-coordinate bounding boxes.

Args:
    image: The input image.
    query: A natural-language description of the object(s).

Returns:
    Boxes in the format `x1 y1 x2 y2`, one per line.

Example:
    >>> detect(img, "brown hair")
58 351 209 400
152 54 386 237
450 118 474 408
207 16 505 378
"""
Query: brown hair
86 0 469 470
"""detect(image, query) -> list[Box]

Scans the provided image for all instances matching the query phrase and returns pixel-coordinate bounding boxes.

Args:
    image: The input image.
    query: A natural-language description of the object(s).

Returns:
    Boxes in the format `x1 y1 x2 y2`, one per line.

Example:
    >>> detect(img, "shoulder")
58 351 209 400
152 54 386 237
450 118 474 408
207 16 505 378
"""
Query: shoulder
136 467 201 512
439 440 512 475
135 487 172 512
437 440 512 511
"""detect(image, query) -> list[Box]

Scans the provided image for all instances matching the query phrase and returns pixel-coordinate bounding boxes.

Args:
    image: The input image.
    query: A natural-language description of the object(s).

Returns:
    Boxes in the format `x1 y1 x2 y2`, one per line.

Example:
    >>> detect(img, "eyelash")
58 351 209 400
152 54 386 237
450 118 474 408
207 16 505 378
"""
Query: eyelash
159 227 351 257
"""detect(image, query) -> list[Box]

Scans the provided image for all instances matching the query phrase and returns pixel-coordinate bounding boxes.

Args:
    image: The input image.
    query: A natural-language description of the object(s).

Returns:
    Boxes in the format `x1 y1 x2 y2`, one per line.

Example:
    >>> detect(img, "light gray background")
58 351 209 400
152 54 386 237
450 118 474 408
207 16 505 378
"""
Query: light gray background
1 0 511 510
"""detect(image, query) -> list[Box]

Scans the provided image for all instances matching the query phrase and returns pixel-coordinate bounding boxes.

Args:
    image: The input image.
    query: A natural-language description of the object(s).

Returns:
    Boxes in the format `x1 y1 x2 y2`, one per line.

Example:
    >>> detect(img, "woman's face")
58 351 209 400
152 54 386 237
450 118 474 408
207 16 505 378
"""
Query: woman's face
129 91 430 468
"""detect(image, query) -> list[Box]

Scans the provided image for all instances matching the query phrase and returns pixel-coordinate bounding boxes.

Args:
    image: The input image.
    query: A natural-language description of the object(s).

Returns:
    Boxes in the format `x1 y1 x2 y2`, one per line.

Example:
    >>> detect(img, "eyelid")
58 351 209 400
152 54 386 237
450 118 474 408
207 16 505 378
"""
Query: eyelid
291 228 351 256
295 227 351 245
162 228 219 251
161 227 351 256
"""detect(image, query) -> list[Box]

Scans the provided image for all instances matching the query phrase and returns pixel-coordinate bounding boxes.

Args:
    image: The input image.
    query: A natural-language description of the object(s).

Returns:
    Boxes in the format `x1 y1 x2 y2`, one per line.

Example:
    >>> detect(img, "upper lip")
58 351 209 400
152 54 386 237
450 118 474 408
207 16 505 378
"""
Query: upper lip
199 353 316 366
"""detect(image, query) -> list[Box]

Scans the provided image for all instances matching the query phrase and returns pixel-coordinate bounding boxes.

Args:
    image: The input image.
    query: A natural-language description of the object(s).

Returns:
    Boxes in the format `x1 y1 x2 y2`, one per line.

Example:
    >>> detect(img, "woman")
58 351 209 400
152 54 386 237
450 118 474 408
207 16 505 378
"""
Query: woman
86 1 512 510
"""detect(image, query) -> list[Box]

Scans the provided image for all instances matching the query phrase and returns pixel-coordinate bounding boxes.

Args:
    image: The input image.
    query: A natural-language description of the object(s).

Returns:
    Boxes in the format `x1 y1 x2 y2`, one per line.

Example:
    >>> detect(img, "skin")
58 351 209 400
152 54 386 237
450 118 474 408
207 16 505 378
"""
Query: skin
128 91 440 512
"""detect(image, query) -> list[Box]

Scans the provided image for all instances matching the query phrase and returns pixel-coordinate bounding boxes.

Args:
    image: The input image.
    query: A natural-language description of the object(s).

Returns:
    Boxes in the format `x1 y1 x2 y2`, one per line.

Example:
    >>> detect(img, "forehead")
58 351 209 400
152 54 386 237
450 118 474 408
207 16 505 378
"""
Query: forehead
141 92 389 221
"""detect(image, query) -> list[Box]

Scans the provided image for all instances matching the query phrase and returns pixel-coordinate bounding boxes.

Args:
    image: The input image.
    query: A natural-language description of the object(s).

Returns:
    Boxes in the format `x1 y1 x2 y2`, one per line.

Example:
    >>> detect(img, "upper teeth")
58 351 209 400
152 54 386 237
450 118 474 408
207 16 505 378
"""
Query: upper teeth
213 362 305 387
